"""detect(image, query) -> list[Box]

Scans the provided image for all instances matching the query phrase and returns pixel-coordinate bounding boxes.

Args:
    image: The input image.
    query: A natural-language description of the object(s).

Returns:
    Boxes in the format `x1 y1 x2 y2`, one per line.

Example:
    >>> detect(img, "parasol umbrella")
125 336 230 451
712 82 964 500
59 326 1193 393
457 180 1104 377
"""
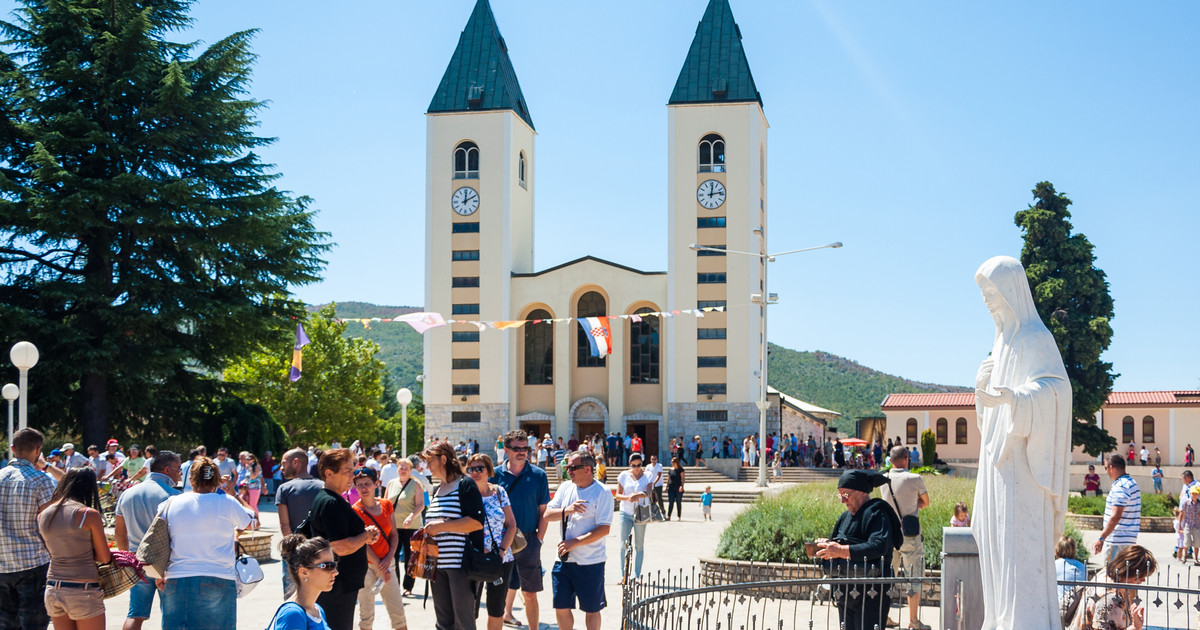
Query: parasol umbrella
840 438 869 448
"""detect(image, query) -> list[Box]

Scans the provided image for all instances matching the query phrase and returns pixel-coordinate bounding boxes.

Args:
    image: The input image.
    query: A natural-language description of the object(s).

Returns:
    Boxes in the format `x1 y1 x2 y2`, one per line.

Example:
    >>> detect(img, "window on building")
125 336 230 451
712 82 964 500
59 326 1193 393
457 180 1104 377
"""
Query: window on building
698 134 725 173
1143 416 1155 443
697 300 727 309
452 250 480 261
452 384 479 397
906 419 918 444
955 418 968 444
696 245 726 257
451 304 479 315
629 307 660 384
697 410 728 422
452 331 479 343
936 418 948 445
451 358 479 370
697 328 727 340
1122 416 1135 444
697 273 727 284
451 411 481 423
697 383 726 396
697 217 726 228
518 151 527 188
576 291 607 367
697 356 726 368
453 141 479 179
451 276 480 288
452 222 480 233
524 309 553 385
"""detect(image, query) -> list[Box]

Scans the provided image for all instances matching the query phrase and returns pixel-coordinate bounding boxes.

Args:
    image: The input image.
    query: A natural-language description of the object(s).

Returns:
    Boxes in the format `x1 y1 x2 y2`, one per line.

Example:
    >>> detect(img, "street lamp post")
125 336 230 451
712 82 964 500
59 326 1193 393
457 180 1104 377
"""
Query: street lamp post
690 241 842 487
396 387 413 457
3 383 18 456
9 342 39 431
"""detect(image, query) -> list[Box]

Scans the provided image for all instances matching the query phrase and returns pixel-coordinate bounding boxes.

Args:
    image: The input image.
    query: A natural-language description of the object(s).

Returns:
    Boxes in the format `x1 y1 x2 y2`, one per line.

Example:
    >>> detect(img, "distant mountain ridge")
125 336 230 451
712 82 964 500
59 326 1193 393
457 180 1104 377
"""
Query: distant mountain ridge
312 302 969 435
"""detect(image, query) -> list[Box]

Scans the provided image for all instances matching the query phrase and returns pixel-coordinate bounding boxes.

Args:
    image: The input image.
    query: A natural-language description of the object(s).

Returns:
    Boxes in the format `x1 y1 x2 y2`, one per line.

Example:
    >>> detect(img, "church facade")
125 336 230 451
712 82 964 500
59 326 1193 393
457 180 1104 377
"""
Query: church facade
423 0 770 457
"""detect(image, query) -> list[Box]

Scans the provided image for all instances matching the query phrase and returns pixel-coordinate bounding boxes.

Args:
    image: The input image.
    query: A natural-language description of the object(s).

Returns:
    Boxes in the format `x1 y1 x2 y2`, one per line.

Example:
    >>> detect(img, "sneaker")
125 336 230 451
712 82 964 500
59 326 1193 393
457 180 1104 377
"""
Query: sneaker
909 622 932 630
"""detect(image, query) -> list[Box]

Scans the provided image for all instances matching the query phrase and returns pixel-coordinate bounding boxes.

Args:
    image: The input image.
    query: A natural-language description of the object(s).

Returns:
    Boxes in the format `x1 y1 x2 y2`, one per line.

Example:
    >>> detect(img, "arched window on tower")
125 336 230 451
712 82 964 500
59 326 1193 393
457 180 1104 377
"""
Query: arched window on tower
936 418 948 445
698 134 725 173
955 418 968 444
629 307 659 384
576 291 607 367
454 141 479 179
906 419 918 444
518 151 527 188
523 309 553 384
1122 416 1135 444
1143 416 1155 443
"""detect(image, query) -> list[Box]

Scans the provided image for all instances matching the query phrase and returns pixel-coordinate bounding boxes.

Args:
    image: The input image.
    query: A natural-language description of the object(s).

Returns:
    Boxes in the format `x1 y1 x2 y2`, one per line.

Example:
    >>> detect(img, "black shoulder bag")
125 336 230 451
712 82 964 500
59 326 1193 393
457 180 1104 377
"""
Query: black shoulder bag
462 480 505 584
886 474 922 538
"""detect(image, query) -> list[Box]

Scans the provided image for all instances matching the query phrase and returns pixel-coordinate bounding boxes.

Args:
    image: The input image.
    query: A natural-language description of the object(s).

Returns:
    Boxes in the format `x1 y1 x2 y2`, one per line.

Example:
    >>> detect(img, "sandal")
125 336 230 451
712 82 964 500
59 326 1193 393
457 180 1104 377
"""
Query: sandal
502 619 522 628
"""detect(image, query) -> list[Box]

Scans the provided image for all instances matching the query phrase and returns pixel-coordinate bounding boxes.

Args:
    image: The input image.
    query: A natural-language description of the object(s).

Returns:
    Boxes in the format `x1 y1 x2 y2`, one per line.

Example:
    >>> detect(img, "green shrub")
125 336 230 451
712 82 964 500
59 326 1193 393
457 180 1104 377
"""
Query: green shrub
920 430 937 467
1067 493 1175 518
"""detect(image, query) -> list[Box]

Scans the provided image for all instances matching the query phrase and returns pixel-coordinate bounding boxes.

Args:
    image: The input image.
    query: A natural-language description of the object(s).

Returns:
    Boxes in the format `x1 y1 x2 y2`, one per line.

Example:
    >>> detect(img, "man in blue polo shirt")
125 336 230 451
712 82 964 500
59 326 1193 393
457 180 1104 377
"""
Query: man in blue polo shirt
492 429 550 630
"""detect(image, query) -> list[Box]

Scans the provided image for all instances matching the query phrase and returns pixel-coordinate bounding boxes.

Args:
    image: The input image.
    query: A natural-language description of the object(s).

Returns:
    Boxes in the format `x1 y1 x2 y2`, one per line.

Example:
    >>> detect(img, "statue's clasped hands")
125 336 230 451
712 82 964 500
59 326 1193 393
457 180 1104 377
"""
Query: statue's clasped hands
975 358 1015 408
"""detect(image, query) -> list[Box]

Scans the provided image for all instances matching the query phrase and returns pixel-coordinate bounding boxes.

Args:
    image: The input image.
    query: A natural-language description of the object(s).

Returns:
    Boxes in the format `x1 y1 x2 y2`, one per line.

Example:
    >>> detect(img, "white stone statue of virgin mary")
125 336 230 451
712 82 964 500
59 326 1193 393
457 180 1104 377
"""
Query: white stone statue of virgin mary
973 255 1072 630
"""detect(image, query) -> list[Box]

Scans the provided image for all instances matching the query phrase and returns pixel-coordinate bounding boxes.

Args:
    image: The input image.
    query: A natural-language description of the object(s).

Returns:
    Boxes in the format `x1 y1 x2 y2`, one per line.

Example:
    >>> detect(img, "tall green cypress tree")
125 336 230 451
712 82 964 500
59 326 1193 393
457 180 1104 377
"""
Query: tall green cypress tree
0 1 328 446
1015 182 1117 457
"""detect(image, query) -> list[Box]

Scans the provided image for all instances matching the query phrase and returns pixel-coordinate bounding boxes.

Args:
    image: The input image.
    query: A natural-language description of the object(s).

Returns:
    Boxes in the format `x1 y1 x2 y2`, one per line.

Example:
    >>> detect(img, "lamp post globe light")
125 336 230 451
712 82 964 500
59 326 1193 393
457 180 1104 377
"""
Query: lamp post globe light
396 387 413 456
689 241 842 487
9 341 39 431
3 383 18 456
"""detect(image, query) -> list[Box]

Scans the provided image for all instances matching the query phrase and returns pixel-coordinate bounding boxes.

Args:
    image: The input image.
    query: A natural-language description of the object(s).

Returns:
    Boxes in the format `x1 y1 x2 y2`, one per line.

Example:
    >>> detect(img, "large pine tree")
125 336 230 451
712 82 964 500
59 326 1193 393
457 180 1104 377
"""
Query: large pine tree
0 1 328 445
1015 181 1117 457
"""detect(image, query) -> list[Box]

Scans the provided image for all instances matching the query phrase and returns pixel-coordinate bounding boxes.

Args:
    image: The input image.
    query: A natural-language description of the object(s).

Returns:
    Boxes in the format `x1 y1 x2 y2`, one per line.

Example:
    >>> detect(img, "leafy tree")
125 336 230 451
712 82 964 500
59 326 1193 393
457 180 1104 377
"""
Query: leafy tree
225 305 385 446
0 1 328 446
1015 182 1117 457
376 372 425 456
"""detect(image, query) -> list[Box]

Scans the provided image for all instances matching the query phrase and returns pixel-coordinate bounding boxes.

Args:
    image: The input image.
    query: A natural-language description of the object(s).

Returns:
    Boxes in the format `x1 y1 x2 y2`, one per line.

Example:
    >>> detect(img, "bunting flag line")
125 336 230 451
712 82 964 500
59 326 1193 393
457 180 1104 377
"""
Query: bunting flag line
329 305 728 334
289 323 310 382
394 311 447 334
578 316 613 357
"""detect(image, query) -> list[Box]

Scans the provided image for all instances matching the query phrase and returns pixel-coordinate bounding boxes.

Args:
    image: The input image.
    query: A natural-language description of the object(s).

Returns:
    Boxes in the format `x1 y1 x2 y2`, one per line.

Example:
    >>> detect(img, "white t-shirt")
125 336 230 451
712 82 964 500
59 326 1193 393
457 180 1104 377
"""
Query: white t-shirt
547 480 613 566
648 463 664 488
616 471 653 516
379 463 398 488
158 492 255 580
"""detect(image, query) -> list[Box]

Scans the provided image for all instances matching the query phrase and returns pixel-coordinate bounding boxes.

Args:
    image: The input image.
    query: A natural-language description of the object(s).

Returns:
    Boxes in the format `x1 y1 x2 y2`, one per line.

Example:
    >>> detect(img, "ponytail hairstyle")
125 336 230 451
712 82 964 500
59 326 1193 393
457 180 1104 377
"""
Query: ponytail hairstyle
189 456 221 493
279 534 331 583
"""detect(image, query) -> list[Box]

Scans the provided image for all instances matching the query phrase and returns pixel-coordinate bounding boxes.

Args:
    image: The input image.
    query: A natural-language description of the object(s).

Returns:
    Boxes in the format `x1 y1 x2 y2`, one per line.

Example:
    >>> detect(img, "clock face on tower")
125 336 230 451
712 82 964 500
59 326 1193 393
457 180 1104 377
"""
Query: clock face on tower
697 179 726 209
451 187 480 215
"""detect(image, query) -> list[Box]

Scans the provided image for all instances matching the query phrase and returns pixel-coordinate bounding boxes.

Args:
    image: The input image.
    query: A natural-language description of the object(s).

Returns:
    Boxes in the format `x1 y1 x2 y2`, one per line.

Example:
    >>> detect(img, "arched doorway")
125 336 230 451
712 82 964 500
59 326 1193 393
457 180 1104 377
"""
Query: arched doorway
571 397 608 445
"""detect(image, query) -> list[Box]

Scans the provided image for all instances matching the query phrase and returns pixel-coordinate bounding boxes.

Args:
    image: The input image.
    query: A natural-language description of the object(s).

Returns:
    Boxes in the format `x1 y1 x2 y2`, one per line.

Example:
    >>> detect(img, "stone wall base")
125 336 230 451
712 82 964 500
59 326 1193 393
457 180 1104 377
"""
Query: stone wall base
425 403 511 445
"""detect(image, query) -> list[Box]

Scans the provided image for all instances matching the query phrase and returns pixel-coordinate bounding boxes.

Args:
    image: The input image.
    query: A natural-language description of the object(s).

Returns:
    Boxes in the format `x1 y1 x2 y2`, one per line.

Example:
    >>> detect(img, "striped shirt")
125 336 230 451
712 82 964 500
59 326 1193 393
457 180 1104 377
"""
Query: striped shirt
1103 474 1141 545
428 484 467 569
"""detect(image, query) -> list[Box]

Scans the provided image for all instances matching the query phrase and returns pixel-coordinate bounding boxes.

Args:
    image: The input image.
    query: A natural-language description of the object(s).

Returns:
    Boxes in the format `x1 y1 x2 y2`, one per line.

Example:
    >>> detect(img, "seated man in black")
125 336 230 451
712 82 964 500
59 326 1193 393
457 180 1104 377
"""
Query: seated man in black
815 470 903 630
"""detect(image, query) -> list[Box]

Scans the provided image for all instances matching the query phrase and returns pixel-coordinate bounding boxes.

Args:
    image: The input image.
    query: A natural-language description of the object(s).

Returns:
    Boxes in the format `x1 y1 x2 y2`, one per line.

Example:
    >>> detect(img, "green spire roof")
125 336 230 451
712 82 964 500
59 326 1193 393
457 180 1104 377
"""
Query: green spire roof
428 0 534 129
669 0 762 107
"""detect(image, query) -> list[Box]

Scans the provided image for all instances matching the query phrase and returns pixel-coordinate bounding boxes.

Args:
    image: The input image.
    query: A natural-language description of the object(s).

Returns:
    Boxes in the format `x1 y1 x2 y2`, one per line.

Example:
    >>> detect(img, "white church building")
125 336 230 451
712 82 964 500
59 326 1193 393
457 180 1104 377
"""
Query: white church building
423 0 774 456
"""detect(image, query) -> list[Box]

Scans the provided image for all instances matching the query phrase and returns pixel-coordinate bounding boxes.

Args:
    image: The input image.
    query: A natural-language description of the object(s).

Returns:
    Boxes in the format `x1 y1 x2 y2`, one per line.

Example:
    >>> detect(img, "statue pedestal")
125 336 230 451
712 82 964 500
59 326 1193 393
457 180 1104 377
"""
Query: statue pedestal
941 527 985 630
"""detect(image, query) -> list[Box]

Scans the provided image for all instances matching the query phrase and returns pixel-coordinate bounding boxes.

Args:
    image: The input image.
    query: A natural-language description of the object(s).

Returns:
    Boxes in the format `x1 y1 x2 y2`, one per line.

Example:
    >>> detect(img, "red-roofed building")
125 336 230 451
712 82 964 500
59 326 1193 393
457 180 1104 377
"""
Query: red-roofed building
881 390 1200 463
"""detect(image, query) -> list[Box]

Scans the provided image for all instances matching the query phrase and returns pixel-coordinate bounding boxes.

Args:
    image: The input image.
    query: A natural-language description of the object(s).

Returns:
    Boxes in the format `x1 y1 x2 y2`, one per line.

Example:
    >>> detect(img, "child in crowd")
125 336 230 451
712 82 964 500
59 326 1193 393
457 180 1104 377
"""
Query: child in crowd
1173 506 1184 560
950 501 971 527
772 451 782 481
700 486 714 521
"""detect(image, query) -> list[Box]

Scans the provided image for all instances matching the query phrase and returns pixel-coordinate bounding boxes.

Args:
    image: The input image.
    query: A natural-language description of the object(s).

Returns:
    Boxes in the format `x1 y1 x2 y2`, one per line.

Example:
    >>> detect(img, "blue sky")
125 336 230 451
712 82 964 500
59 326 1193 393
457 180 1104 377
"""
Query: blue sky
8 1 1196 391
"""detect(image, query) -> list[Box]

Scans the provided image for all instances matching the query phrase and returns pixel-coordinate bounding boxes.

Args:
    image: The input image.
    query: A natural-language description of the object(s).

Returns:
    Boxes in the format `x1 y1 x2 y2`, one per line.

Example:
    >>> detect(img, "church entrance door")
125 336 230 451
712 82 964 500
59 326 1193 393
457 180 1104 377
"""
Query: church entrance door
625 421 659 461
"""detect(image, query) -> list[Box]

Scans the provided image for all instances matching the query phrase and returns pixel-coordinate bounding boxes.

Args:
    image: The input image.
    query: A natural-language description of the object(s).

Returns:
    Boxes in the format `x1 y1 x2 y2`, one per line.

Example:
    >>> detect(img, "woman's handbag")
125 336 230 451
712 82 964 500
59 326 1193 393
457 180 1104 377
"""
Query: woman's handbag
135 498 173 579
234 542 264 599
633 502 665 525
511 530 528 555
97 551 142 600
406 528 438 582
463 506 505 583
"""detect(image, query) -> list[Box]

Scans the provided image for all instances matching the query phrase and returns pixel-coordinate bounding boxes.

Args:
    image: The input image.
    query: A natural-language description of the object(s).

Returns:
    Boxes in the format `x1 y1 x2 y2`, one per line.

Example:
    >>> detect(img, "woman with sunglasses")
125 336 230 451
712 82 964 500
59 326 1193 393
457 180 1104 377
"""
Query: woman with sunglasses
269 534 339 630
615 453 653 583
351 468 408 630
466 454 517 630
422 441 485 630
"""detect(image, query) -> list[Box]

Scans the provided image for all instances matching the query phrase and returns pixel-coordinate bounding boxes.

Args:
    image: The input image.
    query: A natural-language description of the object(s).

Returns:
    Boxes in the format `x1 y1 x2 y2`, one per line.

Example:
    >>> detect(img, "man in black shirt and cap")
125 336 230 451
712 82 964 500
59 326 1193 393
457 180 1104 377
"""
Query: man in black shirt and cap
815 469 903 630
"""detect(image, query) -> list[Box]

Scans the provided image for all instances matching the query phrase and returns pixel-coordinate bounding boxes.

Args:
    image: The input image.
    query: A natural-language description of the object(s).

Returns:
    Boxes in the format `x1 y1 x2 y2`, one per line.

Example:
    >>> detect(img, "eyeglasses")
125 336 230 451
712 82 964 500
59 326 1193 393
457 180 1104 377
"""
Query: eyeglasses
466 466 487 474
506 446 532 453
630 463 642 468
308 561 338 571
567 464 588 472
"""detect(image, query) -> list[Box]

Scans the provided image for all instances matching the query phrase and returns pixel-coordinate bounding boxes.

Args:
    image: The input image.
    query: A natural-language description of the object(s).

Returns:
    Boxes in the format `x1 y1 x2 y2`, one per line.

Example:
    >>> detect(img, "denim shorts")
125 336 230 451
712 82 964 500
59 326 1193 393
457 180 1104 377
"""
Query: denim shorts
161 576 237 630
127 575 162 619
551 561 606 613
